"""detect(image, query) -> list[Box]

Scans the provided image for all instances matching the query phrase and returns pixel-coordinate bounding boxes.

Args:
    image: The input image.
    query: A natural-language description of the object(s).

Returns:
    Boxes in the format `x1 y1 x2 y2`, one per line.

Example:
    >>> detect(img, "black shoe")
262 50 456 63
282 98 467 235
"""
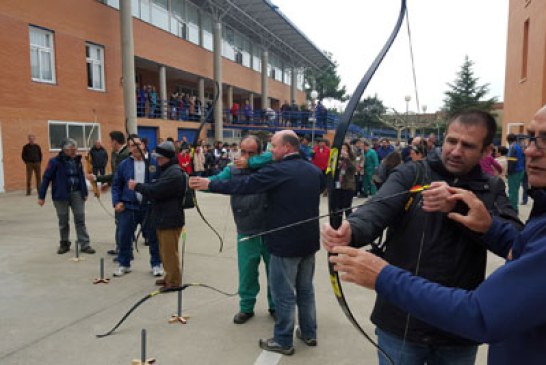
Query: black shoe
80 246 96 254
107 249 118 256
295 327 317 346
258 338 294 355
268 309 277 321
57 241 71 255
233 312 254 324
57 246 70 254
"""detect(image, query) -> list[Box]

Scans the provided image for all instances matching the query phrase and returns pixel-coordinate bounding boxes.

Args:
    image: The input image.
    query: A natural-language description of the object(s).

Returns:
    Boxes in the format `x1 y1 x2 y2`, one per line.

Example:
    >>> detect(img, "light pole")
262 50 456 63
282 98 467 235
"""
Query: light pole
310 90 318 146
421 104 427 136
405 95 413 137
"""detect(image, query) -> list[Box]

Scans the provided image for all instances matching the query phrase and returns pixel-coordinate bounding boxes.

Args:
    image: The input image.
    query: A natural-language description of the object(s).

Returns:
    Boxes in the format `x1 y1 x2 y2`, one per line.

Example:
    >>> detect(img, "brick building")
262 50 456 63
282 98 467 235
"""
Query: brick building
503 0 546 139
0 0 331 192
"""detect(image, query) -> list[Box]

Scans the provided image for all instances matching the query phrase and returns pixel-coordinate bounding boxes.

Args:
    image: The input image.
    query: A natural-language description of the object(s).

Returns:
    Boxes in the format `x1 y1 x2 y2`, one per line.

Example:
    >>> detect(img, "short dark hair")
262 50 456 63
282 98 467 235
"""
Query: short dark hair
241 135 262 154
507 133 517 143
109 131 125 144
447 109 497 148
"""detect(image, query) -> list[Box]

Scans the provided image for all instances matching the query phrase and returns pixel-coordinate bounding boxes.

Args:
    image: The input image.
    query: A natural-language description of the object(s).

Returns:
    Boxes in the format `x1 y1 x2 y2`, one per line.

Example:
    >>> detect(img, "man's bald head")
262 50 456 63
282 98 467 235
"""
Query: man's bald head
271 130 300 160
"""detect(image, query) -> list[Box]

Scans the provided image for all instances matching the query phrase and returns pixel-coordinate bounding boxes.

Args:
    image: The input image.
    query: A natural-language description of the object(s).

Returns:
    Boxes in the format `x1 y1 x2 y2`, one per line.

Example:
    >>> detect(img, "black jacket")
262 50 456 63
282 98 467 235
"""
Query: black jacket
209 154 325 257
348 152 522 346
89 146 108 168
134 159 186 229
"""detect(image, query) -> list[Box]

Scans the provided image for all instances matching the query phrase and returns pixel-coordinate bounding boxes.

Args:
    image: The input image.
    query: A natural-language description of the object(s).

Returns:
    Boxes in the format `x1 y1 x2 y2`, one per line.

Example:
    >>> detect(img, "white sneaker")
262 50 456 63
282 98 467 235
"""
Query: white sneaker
113 266 131 277
152 265 164 277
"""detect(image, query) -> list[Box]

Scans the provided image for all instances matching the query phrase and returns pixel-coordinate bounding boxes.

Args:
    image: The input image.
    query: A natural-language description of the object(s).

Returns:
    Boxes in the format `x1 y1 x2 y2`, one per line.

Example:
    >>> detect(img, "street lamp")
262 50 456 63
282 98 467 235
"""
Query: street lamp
310 90 319 146
405 95 413 137
421 104 427 136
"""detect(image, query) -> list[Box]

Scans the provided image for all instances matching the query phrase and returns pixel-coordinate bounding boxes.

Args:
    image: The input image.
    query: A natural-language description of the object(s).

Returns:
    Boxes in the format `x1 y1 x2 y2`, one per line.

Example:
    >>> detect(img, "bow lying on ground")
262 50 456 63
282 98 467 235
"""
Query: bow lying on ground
327 1 407 364
239 185 430 242
96 283 237 338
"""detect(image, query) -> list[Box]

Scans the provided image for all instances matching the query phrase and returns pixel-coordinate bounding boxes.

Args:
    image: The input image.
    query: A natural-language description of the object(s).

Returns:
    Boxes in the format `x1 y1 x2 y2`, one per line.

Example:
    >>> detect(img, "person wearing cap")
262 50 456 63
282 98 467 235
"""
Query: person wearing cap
111 135 162 278
129 141 186 290
38 138 95 254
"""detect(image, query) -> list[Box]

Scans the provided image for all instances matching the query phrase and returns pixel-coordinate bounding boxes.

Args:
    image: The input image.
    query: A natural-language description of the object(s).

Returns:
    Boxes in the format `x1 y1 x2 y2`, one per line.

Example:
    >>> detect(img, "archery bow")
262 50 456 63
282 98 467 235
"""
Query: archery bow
190 81 224 253
96 283 237 338
327 1 407 364
85 111 114 217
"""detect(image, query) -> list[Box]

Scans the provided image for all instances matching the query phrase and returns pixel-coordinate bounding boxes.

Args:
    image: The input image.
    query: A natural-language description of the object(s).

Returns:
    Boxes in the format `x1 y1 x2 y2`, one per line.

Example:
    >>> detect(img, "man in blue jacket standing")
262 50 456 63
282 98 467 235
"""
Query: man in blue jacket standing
326 104 546 365
38 138 95 255
190 130 324 355
111 135 162 278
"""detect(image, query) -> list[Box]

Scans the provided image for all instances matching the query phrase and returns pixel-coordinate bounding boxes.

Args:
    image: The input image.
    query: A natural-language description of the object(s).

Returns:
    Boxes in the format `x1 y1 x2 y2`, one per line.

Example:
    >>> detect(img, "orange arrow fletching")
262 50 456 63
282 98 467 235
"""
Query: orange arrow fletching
409 185 430 193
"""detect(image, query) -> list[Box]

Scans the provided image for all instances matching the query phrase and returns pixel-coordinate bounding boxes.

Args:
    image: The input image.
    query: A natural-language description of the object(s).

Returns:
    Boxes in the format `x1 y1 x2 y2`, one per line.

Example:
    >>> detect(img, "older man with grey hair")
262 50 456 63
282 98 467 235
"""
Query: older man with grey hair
38 138 94 254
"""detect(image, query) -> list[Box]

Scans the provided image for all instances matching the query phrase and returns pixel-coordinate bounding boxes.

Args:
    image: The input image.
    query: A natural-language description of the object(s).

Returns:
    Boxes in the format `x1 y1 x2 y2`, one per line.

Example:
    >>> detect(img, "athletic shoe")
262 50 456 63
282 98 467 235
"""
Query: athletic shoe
113 266 131 277
295 327 317 346
258 338 294 356
152 265 164 277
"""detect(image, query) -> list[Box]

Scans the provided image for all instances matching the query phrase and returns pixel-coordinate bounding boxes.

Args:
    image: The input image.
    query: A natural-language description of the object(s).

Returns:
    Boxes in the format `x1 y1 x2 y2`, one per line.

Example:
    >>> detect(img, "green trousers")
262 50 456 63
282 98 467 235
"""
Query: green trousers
507 170 524 212
237 234 274 313
363 170 376 196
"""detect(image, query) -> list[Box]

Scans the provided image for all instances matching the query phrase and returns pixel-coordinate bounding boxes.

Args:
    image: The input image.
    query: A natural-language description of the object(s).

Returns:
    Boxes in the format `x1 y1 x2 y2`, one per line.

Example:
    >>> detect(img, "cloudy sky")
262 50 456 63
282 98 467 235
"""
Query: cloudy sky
272 0 509 113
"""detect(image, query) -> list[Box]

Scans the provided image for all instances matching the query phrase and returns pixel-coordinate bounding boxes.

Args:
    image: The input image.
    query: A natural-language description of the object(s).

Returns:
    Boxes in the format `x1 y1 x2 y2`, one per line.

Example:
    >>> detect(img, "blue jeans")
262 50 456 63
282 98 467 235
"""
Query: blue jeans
269 253 317 347
117 206 161 268
376 328 477 365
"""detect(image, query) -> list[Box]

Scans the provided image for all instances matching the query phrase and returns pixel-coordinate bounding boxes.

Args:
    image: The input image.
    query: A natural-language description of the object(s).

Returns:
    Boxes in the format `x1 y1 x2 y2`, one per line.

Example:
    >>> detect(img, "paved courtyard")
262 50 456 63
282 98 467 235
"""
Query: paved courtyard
0 189 531 364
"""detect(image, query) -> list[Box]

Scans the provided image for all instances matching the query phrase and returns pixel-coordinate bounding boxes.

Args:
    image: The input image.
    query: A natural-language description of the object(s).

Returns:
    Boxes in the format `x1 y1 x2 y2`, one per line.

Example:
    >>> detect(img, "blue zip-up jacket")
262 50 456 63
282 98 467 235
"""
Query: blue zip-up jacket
375 188 546 365
112 156 160 210
38 152 88 201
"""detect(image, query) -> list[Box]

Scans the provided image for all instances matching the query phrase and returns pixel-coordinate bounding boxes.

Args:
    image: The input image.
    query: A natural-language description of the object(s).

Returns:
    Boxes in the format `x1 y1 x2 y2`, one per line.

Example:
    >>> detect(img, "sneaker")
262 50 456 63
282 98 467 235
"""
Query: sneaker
233 312 254 324
152 265 164 277
80 246 96 254
258 338 294 356
295 327 317 346
113 266 131 277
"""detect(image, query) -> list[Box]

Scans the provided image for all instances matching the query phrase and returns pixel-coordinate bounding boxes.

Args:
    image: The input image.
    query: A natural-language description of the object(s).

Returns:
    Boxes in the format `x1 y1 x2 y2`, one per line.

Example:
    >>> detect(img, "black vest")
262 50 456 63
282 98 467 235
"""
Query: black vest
229 166 268 235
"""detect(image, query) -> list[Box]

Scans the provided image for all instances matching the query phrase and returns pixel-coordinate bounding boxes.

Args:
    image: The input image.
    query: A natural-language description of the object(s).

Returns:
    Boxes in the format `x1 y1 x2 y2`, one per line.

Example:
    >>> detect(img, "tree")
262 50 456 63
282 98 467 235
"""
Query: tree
443 56 497 118
352 95 386 131
305 52 348 102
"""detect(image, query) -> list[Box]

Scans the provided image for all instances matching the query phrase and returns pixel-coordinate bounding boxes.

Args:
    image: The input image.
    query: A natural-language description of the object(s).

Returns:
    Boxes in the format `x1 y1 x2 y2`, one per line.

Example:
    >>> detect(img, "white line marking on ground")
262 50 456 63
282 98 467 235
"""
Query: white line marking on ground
254 350 282 365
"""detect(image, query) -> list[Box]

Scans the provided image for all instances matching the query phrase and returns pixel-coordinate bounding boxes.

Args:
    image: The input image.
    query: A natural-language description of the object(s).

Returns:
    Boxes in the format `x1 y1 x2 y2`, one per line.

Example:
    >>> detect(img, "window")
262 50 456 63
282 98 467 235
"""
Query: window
29 26 56 83
521 19 529 80
86 43 105 91
222 27 235 61
284 68 291 85
151 0 169 31
201 14 214 51
48 121 100 150
186 3 200 45
297 69 304 90
252 46 262 72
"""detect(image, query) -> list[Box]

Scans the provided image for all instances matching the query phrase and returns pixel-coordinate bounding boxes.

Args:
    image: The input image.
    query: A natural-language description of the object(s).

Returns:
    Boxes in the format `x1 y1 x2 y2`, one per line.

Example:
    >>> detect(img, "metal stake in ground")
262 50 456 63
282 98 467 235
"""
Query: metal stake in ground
169 227 188 324
131 329 156 365
93 257 110 284
69 242 85 262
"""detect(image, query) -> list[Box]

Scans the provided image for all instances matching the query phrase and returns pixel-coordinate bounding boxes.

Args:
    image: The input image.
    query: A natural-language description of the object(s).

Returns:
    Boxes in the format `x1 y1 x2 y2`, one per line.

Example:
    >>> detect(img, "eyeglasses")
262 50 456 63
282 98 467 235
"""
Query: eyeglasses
518 135 546 150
